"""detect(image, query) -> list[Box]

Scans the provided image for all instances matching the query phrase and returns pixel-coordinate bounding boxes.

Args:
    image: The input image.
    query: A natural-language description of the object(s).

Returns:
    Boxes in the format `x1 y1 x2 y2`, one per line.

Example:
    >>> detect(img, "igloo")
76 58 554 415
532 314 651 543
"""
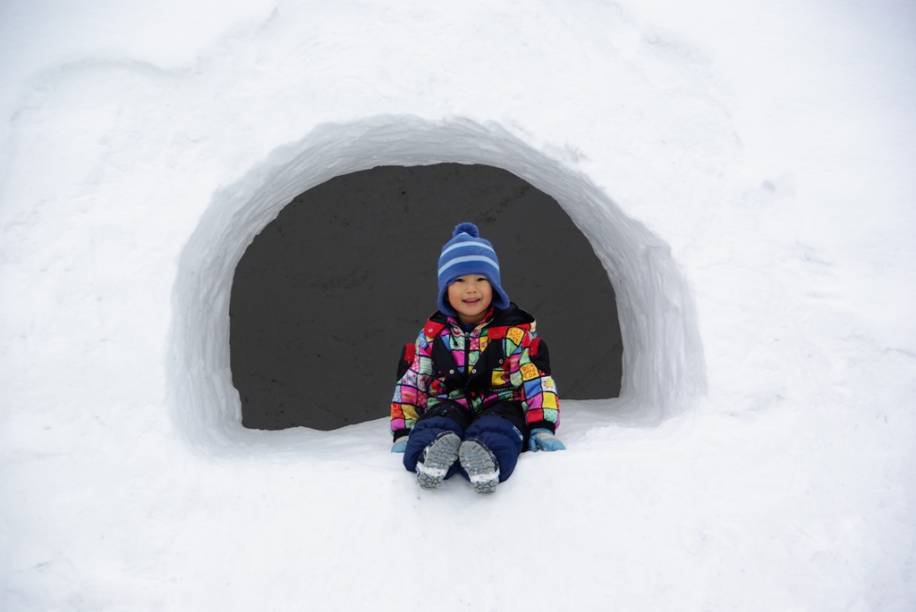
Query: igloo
2 2 914 611
171 115 703 452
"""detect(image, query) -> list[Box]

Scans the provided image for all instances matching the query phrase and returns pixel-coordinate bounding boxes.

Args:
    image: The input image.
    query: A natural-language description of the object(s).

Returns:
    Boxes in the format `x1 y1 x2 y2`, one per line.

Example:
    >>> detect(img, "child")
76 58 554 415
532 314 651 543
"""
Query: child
390 222 565 494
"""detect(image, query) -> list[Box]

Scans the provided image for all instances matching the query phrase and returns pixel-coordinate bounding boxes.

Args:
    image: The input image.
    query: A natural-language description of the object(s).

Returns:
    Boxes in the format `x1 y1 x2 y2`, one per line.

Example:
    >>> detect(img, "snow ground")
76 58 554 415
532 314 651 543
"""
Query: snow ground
1 1 915 610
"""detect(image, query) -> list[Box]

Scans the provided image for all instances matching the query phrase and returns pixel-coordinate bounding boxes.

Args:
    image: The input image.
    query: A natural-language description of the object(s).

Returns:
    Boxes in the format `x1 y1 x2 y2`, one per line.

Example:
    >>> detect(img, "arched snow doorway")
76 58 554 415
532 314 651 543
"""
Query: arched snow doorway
168 115 705 455
230 163 623 430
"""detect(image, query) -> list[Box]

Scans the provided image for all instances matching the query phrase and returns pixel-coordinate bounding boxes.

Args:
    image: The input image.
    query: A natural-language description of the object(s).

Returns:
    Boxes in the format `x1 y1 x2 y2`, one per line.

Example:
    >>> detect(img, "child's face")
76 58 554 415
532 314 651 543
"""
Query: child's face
447 275 493 325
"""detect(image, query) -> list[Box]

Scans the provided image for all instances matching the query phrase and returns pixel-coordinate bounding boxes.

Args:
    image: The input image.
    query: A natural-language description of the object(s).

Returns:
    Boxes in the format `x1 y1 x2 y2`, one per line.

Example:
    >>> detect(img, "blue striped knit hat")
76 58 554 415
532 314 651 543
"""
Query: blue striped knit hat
437 221 511 316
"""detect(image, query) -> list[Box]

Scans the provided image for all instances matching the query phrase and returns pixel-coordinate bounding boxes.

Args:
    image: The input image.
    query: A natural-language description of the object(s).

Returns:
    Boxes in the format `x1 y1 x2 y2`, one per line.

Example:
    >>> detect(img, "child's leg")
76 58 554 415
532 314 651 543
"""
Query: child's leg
459 401 526 491
403 402 471 482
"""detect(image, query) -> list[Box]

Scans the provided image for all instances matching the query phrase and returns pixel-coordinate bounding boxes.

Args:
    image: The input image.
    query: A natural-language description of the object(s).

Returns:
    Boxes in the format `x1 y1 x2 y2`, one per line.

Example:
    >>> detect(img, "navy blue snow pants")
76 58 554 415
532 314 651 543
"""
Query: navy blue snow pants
403 400 527 483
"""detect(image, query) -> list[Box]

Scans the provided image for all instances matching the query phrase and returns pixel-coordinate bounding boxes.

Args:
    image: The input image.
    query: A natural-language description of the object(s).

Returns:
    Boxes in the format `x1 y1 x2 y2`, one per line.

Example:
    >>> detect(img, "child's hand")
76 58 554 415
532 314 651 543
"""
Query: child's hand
528 428 566 452
391 436 408 453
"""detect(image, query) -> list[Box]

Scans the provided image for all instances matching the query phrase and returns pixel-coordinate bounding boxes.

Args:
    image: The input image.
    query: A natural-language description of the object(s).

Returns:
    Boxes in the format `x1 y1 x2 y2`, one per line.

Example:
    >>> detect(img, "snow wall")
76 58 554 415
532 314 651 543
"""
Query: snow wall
2 1 914 610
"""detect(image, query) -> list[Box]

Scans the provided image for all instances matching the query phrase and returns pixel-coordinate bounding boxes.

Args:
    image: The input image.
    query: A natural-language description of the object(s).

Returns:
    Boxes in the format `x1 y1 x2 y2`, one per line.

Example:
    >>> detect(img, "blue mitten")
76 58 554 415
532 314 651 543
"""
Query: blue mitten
391 436 408 453
528 428 566 452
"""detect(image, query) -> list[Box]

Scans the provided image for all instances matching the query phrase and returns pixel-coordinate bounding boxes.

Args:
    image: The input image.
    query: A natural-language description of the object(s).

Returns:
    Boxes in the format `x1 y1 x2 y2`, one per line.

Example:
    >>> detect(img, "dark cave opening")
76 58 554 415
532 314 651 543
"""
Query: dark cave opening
230 162 623 430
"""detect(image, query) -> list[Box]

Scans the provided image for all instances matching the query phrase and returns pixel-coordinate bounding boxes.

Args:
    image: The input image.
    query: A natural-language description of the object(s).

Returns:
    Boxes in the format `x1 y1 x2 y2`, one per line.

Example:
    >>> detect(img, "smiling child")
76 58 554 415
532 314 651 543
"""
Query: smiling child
389 221 565 494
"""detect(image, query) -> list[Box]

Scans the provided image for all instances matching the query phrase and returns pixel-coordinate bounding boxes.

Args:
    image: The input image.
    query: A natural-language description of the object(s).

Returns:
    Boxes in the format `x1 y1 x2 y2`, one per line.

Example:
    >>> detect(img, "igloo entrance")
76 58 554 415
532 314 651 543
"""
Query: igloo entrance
168 116 704 455
229 163 623 430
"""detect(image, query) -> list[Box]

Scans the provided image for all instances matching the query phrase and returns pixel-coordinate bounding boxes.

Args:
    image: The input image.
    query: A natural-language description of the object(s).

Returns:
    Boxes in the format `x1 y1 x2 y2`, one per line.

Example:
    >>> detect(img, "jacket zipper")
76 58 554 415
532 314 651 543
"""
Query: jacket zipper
463 328 470 408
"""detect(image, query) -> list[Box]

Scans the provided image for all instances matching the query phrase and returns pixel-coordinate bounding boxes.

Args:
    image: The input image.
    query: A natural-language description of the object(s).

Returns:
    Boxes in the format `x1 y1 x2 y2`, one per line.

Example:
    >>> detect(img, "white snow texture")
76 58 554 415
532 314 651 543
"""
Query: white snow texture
1 1 915 611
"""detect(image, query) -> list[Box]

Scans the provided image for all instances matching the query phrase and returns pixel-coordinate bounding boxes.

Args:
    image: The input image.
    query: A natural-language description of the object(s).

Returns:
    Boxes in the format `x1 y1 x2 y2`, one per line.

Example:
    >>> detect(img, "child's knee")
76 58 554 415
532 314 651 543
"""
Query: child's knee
402 415 465 472
466 415 523 446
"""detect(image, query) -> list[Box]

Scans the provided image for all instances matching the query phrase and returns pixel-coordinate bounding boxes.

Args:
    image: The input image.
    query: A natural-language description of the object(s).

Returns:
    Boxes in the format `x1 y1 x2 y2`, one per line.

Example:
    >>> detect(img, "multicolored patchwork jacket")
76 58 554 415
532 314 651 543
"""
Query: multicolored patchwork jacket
390 303 560 440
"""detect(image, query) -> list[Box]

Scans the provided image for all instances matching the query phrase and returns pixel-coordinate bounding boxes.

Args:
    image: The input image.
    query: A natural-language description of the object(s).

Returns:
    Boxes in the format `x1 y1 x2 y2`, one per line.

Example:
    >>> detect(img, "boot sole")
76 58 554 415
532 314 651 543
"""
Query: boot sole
416 432 461 489
459 440 500 494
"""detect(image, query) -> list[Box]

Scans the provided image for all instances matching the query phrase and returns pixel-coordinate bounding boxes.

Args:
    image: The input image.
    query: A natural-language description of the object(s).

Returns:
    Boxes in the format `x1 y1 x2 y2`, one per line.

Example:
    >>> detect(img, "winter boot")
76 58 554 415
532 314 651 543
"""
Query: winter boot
458 439 500 494
415 431 461 489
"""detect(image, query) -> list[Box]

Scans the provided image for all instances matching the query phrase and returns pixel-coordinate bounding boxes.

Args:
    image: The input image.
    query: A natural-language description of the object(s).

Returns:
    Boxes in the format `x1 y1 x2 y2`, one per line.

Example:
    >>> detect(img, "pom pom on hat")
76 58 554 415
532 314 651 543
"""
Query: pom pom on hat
452 222 480 238
436 221 510 316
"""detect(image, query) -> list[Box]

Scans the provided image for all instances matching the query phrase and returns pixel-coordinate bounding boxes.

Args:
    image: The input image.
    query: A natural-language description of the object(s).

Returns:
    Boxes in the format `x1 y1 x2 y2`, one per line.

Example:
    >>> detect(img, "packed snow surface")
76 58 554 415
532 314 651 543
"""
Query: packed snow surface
1 1 915 610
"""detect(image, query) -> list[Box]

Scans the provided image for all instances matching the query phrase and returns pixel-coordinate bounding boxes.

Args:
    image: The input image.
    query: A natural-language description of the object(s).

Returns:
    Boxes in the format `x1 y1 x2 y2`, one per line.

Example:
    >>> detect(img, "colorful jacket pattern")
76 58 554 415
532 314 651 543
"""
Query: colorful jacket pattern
390 303 560 440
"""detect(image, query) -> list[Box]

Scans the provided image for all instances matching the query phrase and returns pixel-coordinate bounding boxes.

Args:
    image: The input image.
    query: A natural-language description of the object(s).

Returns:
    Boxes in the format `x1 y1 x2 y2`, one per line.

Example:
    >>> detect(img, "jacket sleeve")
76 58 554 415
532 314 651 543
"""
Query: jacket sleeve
503 327 561 433
389 330 431 440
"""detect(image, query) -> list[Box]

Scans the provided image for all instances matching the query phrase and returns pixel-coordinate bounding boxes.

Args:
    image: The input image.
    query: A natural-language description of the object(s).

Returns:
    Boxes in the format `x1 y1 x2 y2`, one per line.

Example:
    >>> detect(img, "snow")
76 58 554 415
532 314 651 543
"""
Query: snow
2 1 915 610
